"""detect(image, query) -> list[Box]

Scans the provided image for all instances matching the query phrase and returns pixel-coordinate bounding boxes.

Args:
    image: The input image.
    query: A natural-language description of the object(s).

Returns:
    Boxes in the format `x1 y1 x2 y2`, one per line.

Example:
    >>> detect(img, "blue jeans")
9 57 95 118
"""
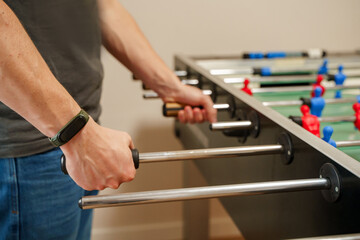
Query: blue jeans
0 148 98 240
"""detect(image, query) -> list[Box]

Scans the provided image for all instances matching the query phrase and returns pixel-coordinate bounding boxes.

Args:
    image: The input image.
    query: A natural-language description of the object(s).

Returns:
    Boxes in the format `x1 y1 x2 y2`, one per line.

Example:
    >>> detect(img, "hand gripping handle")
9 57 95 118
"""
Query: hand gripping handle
163 103 204 117
60 149 140 175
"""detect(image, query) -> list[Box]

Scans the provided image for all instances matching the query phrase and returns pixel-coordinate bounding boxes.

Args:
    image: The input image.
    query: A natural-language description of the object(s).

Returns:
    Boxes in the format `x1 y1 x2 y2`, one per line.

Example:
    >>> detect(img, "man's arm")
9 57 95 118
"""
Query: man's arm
97 0 217 123
0 1 135 190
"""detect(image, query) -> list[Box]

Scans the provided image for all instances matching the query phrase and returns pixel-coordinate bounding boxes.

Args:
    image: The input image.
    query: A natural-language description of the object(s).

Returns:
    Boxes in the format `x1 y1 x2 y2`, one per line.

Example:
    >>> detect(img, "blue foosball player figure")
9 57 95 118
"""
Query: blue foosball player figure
318 59 328 75
322 126 337 147
310 87 325 117
334 65 347 99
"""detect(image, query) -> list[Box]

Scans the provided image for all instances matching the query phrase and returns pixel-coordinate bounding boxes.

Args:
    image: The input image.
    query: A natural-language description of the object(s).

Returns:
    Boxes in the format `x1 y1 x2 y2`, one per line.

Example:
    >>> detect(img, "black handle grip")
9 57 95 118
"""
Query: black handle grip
60 149 140 175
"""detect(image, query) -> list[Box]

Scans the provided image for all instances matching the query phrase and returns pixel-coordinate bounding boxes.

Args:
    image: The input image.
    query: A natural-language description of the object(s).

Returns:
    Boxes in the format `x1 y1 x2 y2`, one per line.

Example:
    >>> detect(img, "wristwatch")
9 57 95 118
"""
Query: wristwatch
49 109 89 147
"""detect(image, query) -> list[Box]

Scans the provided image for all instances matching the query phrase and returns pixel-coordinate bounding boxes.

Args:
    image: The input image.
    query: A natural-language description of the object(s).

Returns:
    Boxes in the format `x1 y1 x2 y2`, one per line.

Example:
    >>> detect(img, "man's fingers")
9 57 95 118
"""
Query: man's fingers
178 107 206 123
106 178 121 189
201 96 217 123
178 110 187 123
193 108 204 123
184 106 195 123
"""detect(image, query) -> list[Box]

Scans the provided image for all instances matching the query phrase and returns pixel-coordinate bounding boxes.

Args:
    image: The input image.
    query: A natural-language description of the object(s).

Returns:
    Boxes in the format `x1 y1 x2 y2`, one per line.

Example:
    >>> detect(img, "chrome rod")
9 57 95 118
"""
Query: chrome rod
287 233 360 240
325 98 357 104
210 69 254 75
174 70 188 77
253 85 360 94
212 65 360 77
142 78 199 90
336 140 360 148
263 100 303 107
142 92 159 99
143 89 212 99
80 178 330 209
134 70 187 80
319 115 356 123
263 97 357 107
139 145 283 163
198 55 360 69
213 103 230 110
210 121 253 131
224 75 317 84
181 79 199 85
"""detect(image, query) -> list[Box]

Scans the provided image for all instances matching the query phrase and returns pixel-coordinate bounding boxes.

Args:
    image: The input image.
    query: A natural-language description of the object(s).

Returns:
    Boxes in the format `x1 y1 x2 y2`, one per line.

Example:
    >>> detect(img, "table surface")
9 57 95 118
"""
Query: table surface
253 88 360 162
195 57 360 163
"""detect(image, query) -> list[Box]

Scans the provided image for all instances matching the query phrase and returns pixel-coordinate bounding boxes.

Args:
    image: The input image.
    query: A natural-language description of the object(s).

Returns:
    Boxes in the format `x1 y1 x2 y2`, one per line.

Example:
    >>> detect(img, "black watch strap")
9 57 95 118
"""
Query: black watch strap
49 109 90 147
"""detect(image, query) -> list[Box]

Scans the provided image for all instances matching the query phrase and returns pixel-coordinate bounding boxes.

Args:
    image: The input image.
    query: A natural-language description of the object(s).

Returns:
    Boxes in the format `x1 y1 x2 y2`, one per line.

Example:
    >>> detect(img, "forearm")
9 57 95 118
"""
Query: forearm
0 1 137 190
0 1 80 137
98 0 182 98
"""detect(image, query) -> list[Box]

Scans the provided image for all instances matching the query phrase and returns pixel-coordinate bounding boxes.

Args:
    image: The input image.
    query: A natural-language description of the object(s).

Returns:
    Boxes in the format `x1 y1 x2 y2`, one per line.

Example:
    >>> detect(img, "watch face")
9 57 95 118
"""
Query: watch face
59 115 87 143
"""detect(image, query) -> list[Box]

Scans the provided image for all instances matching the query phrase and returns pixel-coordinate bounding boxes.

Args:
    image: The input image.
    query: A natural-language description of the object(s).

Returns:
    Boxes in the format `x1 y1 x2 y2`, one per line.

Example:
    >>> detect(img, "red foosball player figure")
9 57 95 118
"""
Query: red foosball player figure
311 75 325 97
353 96 360 130
301 104 320 137
241 78 253 96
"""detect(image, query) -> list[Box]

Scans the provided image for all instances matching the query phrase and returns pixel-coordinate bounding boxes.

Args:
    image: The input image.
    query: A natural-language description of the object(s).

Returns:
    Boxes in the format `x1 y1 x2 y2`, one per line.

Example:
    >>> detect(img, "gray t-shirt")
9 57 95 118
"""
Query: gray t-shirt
1 0 104 157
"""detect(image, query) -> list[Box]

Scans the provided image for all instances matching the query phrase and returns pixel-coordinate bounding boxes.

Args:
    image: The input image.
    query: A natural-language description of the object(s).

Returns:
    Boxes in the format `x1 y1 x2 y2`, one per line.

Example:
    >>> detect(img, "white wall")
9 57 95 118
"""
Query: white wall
92 1 360 239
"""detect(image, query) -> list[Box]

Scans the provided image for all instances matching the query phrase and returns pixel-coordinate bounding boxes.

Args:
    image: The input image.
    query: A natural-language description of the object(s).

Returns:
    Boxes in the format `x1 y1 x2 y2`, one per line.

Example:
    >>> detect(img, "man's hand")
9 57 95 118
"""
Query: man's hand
61 118 136 191
162 84 217 124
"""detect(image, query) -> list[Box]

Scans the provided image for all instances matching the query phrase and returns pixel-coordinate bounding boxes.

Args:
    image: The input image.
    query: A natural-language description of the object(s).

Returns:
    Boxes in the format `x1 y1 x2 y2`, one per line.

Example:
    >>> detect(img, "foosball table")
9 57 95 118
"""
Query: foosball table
76 49 360 239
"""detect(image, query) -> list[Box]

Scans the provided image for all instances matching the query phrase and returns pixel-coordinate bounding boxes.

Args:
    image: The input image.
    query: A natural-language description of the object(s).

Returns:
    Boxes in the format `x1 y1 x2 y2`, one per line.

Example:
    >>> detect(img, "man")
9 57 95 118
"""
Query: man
0 0 216 239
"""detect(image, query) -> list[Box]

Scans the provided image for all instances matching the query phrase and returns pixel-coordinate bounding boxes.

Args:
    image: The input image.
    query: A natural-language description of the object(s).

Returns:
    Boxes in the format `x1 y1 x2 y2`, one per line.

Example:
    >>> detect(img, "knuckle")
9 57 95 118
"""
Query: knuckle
124 168 136 182
105 178 120 189
93 182 106 191
109 183 120 189
126 175 135 182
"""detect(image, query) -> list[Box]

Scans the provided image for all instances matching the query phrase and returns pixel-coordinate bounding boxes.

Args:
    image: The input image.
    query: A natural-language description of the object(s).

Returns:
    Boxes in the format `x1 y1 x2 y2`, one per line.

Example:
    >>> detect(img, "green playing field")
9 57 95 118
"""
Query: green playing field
254 88 360 161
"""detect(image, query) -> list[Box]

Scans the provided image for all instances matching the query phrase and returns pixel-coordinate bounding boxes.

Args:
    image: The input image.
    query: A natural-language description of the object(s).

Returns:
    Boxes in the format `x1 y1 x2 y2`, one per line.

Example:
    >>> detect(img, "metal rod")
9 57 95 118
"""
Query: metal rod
181 79 199 85
211 69 254 75
263 97 357 107
224 75 318 84
142 78 199 90
252 85 360 94
142 92 159 99
319 115 356 123
197 54 360 68
213 103 230 110
324 98 357 104
174 70 188 77
263 100 303 107
287 233 360 240
211 65 360 77
139 145 283 163
134 70 188 81
210 121 253 131
336 140 360 148
143 89 212 99
147 85 358 98
79 178 330 209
